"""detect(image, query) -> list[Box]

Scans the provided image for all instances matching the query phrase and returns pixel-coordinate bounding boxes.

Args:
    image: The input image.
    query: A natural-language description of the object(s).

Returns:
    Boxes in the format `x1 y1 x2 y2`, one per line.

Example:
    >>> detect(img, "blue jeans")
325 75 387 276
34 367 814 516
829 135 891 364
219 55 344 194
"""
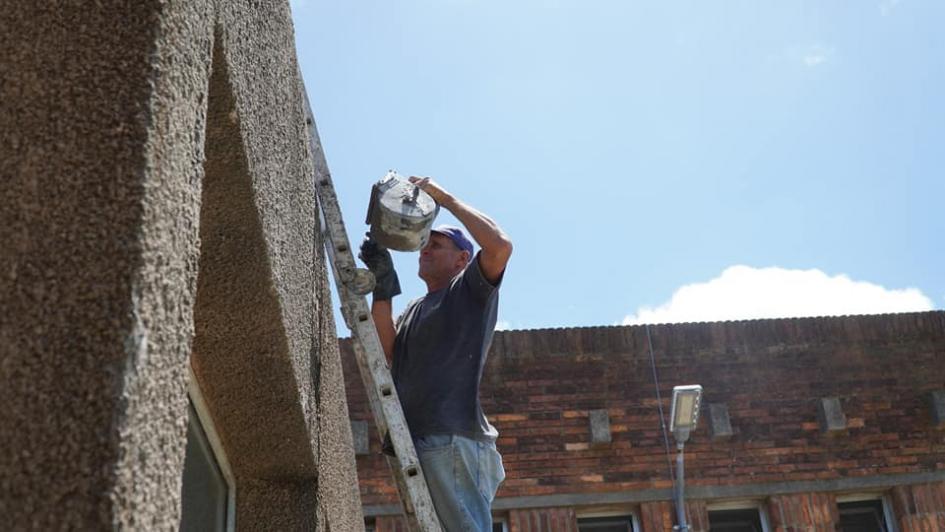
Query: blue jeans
414 434 505 531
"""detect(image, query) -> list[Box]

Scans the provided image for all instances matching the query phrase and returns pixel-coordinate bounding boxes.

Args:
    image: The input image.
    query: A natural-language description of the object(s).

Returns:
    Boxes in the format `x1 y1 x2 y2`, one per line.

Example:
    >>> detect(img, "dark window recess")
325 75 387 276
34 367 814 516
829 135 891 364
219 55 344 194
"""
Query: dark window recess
492 522 506 532
180 401 228 532
708 508 764 532
838 500 889 532
577 515 634 532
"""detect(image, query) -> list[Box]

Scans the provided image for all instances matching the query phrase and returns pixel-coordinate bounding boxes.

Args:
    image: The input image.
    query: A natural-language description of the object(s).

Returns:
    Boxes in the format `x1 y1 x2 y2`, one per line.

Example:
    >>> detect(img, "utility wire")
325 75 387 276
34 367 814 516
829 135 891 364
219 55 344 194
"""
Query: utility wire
645 324 677 488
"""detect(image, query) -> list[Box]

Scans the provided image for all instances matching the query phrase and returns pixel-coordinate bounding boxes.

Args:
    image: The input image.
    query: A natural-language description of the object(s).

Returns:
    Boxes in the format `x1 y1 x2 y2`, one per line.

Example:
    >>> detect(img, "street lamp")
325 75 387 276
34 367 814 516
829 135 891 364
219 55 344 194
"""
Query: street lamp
669 385 703 532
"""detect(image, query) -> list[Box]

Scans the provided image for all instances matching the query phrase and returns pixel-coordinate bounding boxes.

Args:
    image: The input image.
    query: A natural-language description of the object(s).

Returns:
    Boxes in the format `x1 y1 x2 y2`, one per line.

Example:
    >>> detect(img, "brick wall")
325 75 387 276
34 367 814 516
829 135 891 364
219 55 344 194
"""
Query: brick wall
344 311 945 527
891 482 945 531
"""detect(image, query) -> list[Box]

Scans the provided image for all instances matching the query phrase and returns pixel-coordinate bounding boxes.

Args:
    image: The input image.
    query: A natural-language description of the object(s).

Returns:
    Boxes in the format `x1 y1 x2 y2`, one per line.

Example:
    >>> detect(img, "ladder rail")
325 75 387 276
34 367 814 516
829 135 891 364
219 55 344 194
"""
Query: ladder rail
300 80 442 532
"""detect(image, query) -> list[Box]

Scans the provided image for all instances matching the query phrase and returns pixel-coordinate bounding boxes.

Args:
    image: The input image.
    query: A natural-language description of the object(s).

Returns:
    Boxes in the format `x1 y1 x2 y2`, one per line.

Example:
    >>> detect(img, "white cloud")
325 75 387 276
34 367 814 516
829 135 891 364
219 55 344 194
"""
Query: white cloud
622 265 934 325
802 44 835 67
781 44 837 68
495 320 511 331
880 0 903 16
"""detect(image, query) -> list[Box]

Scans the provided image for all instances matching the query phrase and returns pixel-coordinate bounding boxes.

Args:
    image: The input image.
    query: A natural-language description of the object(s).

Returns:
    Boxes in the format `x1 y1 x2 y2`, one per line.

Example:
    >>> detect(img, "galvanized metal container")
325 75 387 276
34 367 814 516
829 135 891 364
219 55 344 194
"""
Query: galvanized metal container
365 171 439 252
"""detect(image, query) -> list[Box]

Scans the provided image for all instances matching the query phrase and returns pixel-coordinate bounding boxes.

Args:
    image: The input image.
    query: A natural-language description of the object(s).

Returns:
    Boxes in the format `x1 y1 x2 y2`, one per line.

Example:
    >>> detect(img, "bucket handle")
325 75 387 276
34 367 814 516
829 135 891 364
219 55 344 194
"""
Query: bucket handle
408 184 421 203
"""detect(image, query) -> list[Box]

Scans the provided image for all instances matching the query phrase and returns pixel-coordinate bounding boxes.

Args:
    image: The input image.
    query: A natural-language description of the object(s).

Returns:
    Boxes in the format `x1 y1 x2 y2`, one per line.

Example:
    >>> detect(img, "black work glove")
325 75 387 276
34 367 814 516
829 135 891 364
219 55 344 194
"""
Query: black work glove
358 233 402 301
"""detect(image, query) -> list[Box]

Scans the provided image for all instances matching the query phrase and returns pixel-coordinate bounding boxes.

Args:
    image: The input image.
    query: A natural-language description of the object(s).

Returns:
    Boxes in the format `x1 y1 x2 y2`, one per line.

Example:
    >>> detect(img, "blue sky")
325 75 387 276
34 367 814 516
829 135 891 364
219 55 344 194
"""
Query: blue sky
291 0 943 331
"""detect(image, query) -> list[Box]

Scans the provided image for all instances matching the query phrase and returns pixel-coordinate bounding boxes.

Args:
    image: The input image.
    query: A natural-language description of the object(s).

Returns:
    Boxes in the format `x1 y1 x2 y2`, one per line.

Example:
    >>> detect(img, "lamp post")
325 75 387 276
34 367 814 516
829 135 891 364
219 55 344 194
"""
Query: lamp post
669 385 703 532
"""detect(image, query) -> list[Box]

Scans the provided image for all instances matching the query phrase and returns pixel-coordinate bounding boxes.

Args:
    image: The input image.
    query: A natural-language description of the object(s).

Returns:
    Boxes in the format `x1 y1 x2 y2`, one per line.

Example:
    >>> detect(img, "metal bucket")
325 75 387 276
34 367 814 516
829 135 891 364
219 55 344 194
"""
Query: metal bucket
365 171 439 252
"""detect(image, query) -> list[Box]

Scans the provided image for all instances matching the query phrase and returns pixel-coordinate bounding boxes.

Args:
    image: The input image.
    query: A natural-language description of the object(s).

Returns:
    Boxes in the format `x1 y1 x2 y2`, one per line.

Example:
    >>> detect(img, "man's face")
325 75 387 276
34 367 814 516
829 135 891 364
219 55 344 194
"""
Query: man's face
418 233 467 283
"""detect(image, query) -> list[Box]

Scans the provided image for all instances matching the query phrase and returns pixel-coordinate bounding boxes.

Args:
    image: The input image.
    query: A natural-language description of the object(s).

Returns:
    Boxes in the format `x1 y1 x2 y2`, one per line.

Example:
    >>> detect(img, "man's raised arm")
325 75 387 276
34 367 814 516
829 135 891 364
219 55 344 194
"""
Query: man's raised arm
409 177 513 284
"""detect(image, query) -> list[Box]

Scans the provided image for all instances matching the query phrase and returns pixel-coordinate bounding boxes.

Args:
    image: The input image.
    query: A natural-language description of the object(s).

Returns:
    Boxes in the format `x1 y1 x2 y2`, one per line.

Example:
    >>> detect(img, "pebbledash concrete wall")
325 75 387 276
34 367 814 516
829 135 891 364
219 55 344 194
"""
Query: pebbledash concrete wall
344 311 945 531
1 1 361 530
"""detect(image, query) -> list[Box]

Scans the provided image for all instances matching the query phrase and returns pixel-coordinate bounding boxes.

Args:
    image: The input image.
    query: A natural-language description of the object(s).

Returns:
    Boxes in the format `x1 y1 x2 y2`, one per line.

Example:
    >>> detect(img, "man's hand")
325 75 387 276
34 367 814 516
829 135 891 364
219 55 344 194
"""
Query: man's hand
358 233 402 301
409 176 454 207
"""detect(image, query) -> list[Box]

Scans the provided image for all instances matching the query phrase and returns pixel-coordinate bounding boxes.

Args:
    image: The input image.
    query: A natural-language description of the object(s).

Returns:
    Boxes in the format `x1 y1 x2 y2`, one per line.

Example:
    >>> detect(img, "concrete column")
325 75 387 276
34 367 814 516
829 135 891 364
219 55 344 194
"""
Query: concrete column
200 0 362 529
1 0 363 530
890 482 945 532
766 492 839 532
1 1 214 529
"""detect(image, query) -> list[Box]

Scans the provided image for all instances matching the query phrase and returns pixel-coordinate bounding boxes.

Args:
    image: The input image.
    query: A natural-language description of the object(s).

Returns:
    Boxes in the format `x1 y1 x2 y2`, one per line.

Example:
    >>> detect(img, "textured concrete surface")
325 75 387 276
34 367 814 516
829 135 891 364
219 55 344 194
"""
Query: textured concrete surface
1 2 211 529
195 1 363 526
1 0 362 529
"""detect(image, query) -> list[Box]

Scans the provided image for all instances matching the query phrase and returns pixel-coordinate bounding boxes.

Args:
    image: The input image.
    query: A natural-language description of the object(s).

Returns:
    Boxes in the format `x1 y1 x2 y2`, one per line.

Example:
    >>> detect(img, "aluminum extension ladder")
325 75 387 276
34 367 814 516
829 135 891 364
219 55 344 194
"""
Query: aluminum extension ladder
300 84 443 532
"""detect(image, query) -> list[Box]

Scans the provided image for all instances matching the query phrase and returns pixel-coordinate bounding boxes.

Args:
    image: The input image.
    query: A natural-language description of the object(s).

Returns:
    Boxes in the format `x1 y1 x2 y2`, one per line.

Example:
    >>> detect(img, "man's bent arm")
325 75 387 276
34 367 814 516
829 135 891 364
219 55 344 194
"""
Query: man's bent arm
443 197 513 283
410 177 513 283
371 299 396 365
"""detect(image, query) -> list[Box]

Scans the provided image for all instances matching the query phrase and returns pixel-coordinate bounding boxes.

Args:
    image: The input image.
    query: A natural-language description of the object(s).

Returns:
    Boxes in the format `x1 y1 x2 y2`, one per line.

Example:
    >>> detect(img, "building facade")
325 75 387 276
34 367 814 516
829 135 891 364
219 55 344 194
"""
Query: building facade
1 2 362 529
343 311 945 531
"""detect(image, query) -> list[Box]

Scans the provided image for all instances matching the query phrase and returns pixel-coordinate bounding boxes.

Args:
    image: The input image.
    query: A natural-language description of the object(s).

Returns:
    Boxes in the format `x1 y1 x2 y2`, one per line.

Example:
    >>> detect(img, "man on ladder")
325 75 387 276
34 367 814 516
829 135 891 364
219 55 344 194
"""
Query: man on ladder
359 176 513 531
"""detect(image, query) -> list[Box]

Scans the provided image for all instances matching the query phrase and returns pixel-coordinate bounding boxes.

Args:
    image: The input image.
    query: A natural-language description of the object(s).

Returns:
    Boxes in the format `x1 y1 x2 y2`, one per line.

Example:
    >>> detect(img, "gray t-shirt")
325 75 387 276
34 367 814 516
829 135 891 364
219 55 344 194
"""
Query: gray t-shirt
392 253 501 442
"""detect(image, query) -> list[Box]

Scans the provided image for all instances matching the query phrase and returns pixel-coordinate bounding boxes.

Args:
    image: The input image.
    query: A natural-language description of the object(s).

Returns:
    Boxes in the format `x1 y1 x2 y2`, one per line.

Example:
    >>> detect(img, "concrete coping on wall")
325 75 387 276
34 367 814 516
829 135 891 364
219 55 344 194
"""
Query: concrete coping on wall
478 311 945 360
361 470 945 516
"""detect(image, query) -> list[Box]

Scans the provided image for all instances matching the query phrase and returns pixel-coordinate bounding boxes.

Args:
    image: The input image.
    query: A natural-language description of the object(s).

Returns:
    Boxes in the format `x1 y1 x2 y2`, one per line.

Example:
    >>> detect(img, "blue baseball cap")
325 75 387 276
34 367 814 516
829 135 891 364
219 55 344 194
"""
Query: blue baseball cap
430 225 474 260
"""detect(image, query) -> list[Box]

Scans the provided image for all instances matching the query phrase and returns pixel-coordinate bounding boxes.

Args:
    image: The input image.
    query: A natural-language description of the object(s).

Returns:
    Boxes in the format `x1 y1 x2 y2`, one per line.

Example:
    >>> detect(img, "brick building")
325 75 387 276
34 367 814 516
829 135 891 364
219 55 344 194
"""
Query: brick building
343 311 945 531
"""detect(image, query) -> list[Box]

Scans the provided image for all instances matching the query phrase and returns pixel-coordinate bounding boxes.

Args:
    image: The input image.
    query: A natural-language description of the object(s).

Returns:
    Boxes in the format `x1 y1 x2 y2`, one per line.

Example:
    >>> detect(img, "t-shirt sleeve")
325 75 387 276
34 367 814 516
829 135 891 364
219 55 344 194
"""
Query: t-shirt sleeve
394 298 421 332
458 251 503 305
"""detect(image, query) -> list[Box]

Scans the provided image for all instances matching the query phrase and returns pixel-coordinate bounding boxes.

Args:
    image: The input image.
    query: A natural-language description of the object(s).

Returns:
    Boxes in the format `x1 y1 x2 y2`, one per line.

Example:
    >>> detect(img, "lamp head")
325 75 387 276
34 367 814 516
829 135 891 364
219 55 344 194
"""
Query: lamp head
670 385 703 444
